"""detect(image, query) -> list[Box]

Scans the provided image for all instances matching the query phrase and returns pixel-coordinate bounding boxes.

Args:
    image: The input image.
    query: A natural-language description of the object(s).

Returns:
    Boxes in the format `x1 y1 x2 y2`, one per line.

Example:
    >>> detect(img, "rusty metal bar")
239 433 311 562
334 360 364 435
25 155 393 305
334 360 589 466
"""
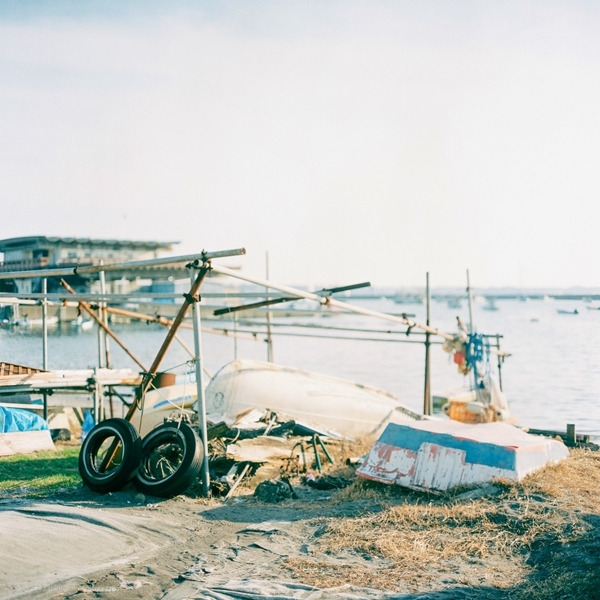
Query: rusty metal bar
105 306 259 342
213 281 371 316
127 264 211 420
60 279 148 372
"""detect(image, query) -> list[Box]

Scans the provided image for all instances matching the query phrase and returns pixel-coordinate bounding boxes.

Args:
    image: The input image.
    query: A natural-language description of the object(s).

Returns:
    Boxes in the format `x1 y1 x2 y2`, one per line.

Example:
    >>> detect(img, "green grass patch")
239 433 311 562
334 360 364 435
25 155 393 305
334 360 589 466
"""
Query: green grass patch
0 447 81 498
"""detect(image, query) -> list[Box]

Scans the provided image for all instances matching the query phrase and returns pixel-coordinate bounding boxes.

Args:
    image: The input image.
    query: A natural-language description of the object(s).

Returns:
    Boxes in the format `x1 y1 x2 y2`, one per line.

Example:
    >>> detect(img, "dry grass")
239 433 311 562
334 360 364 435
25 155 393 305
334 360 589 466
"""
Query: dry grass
285 449 600 598
514 449 600 512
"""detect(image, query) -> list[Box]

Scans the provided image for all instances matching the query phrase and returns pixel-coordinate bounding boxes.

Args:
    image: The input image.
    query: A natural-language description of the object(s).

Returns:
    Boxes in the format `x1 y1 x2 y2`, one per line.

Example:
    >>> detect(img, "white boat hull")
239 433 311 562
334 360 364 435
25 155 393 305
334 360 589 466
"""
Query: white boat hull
205 360 421 438
130 383 197 438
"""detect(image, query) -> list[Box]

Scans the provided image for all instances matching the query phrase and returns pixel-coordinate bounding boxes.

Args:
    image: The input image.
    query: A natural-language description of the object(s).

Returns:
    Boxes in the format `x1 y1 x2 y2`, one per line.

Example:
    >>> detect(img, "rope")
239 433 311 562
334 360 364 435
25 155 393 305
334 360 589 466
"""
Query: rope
466 333 492 403
138 360 195 432
139 360 197 433
466 333 491 376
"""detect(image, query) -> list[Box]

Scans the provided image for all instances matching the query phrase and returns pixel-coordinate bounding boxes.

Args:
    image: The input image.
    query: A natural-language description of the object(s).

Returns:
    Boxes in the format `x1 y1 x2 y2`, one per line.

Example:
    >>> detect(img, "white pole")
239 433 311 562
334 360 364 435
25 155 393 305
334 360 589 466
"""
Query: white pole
99 268 111 419
42 278 48 421
210 264 455 341
465 269 478 396
92 368 100 425
266 251 274 362
233 313 238 360
423 272 432 416
466 269 475 333
189 269 210 497
97 264 106 372
42 279 48 369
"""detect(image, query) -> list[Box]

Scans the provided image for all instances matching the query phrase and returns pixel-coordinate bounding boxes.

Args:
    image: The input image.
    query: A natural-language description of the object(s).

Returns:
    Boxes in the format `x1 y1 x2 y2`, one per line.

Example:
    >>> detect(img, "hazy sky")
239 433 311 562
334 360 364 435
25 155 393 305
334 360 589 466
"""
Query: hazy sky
1 1 599 287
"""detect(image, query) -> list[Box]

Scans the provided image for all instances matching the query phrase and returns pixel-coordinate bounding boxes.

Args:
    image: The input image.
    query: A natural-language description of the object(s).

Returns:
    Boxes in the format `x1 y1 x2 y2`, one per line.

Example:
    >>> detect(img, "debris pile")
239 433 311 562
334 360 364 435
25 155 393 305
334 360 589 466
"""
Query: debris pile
205 408 351 499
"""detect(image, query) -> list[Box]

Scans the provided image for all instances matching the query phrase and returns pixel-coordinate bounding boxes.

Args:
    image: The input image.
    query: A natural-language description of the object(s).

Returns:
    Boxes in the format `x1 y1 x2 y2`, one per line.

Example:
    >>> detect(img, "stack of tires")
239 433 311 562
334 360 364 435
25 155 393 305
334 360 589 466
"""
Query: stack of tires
78 420 203 498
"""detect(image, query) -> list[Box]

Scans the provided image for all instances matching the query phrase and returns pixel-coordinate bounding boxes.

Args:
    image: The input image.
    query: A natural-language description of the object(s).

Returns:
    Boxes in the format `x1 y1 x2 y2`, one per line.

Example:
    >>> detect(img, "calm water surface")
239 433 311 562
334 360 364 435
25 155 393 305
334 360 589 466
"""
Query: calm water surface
1 297 599 437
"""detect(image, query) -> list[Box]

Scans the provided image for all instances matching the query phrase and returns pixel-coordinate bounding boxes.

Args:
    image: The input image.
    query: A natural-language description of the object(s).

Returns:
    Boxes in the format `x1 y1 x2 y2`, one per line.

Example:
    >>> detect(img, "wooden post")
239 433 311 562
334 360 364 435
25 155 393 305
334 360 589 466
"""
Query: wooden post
496 334 503 391
566 423 576 446
423 272 432 416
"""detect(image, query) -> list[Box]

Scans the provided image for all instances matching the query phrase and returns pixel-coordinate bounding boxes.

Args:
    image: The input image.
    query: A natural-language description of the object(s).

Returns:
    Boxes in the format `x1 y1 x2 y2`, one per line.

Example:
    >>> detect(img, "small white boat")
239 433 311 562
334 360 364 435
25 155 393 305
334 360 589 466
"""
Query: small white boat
482 298 499 311
15 316 59 327
71 316 94 330
393 294 424 305
205 359 422 438
447 297 462 309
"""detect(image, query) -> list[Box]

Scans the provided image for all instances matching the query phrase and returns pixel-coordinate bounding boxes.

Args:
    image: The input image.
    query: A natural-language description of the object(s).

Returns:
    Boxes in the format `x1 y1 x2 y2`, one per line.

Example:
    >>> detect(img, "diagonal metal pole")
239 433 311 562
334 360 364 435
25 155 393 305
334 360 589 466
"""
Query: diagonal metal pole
98 263 211 472
126 263 211 420
60 279 148 372
210 264 454 340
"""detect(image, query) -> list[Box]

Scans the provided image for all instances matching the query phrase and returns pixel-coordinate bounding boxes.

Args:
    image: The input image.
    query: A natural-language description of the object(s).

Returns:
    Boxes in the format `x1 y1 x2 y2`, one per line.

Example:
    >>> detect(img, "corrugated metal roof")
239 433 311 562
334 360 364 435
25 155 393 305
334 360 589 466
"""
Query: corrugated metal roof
0 236 177 251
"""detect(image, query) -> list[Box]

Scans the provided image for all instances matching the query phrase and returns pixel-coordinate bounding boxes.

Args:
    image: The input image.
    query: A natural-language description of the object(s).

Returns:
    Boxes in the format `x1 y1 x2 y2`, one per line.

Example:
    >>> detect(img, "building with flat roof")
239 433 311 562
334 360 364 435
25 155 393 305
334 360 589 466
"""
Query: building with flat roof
0 236 178 294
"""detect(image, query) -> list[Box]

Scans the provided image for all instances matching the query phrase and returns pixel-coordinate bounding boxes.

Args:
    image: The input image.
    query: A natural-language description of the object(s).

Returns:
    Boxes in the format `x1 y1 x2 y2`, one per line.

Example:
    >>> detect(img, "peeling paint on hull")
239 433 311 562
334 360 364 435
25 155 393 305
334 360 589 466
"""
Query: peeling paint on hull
357 420 569 491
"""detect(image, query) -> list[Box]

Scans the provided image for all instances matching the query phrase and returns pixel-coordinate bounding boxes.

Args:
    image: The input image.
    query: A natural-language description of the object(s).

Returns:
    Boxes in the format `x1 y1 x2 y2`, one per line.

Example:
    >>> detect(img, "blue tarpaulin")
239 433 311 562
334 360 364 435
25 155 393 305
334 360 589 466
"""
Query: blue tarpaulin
0 406 49 433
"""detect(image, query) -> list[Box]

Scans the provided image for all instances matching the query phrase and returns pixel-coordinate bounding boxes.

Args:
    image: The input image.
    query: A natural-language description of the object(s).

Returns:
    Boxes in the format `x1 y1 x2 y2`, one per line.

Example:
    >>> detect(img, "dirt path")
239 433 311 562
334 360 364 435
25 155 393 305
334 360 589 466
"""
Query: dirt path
1 450 599 600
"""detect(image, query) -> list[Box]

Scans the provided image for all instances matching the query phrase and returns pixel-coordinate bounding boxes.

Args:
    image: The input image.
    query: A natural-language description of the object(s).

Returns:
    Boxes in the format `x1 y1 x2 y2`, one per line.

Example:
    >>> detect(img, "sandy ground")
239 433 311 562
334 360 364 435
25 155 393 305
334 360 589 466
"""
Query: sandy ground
2 450 600 600
2 485 405 600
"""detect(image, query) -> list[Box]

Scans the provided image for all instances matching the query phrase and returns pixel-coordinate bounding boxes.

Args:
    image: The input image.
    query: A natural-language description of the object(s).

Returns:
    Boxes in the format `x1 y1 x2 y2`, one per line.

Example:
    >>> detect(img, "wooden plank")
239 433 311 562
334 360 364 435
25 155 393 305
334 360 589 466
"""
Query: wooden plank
0 368 142 394
226 437 301 463
0 362 47 377
0 430 55 457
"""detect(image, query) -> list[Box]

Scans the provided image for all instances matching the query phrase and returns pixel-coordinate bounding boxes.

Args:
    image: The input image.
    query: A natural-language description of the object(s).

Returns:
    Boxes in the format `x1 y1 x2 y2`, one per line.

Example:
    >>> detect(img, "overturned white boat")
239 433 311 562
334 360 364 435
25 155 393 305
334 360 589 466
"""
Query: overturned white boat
205 359 422 438
357 420 569 491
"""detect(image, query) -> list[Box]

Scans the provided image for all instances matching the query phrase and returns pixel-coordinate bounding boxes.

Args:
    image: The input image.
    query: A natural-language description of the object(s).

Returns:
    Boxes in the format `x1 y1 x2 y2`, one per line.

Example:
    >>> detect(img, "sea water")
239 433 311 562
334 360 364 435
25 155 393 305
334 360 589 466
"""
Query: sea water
1 297 599 437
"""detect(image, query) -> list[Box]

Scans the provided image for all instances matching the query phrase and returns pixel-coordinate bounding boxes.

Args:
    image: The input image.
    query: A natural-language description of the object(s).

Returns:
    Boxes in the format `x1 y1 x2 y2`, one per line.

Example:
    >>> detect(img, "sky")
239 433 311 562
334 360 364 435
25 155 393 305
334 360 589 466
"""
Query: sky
1 0 600 288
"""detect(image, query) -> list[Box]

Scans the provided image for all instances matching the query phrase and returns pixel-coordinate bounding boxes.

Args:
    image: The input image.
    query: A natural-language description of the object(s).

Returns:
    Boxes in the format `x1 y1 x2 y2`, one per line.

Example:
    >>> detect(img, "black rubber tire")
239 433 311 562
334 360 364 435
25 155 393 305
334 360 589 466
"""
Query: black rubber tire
133 422 203 498
78 418 142 493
